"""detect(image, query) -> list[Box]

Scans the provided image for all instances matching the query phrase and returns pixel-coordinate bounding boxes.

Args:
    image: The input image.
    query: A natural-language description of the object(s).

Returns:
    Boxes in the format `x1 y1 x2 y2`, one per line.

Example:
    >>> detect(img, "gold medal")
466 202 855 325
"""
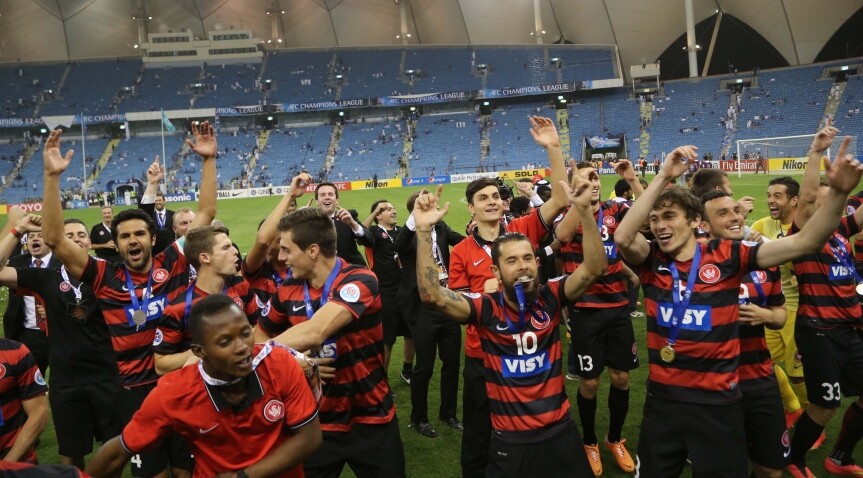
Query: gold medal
660 344 676 363
132 309 147 326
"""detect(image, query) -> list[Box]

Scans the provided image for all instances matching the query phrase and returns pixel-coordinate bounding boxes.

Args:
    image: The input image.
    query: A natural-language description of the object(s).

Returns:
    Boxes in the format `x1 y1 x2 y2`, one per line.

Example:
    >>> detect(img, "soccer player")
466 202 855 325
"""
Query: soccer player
0 209 124 470
41 123 218 478
785 125 863 477
412 179 604 478
0 338 48 463
448 116 570 478
699 190 788 478
254 207 405 478
614 144 863 476
363 199 414 384
554 160 643 475
86 295 322 478
314 182 374 266
689 168 755 220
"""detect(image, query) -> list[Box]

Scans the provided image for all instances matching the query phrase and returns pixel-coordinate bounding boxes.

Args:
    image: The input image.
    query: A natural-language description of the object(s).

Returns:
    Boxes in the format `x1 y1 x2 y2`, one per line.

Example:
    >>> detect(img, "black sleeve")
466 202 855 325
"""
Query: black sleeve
394 225 416 254
443 223 465 247
138 200 155 217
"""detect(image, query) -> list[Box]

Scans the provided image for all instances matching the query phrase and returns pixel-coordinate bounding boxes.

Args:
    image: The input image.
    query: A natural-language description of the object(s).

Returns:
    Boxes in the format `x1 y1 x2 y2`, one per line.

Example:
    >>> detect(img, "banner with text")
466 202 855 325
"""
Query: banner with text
450 172 499 184
402 176 452 187
350 178 401 190
284 98 369 112
496 168 551 181
476 82 587 99
375 92 471 106
768 157 825 174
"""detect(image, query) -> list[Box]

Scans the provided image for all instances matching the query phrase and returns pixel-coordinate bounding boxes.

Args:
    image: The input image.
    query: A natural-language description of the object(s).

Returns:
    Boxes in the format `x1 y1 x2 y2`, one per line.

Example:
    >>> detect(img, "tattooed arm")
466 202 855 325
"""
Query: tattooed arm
414 187 472 323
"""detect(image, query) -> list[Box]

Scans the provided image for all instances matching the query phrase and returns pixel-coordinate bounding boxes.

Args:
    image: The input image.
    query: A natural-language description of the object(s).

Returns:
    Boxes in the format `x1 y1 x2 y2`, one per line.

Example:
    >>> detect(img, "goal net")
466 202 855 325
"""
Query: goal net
735 134 857 176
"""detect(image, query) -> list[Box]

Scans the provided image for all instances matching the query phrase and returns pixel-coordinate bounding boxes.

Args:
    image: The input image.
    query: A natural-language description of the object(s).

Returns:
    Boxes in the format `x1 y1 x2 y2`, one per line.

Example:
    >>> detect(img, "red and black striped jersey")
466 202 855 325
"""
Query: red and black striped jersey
243 259 289 307
0 340 48 463
121 344 317 478
556 200 631 308
791 215 863 328
258 259 393 432
153 276 265 356
463 276 571 442
78 242 190 387
845 191 863 271
738 267 784 393
449 208 551 358
638 239 759 405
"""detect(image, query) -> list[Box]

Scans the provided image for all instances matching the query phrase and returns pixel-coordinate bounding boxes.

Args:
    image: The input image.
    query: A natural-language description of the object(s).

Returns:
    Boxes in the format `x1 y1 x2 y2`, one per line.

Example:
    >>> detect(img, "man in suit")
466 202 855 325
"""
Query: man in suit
89 206 122 263
314 182 374 266
152 193 175 232
2 225 59 375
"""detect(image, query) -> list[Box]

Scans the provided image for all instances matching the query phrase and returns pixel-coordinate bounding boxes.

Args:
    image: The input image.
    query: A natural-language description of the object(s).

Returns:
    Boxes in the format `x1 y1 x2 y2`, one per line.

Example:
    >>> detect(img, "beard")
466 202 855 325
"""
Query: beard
503 278 539 306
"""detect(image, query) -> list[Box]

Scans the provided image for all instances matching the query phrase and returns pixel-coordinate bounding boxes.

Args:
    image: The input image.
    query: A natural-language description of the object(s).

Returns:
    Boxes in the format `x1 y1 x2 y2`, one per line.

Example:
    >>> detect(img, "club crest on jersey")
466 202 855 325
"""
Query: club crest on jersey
263 399 285 422
59 282 71 292
603 216 616 227
782 430 791 447
752 271 767 284
232 296 244 307
699 264 721 284
152 268 169 283
152 329 164 346
0 364 5 380
34 369 46 386
339 284 361 303
530 310 551 330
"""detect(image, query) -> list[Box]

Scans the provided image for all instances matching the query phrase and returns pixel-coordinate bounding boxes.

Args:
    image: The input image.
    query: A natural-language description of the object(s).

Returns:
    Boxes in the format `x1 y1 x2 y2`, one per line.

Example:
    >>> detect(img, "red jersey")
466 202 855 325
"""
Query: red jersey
463 276 572 442
449 208 551 358
0 340 48 463
557 200 630 308
78 242 190 387
153 276 264 356
738 267 784 392
121 344 318 478
259 259 393 432
791 215 863 328
639 239 759 404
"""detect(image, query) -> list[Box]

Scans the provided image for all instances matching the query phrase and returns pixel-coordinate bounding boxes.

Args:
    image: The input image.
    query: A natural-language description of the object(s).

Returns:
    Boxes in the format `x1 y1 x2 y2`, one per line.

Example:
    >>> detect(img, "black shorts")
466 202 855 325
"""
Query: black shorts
796 325 863 408
381 287 411 346
742 386 789 470
49 380 125 457
486 421 593 478
569 306 638 379
635 394 748 477
303 417 406 478
118 383 194 477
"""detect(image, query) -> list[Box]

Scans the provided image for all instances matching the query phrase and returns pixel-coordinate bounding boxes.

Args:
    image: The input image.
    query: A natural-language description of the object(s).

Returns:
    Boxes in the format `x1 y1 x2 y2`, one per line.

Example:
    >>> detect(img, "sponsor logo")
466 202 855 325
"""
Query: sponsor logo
199 424 220 434
124 294 168 324
292 304 307 312
34 369 46 386
59 282 71 292
699 264 721 284
501 350 550 378
314 339 338 359
829 264 854 280
603 216 616 227
152 268 169 283
473 259 485 266
15 203 42 213
263 400 285 422
657 265 671 273
232 192 244 197
339 284 361 303
152 329 163 346
657 303 712 331
496 322 511 331
164 193 195 203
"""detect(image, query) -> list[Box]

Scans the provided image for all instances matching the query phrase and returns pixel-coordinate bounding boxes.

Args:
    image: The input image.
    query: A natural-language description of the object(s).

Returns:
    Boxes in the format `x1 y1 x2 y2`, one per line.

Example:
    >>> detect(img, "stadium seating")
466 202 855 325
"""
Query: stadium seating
646 77 728 160
120 66 202 112
39 60 140 116
0 63 66 118
194 62 264 109
410 111 481 175
97 136 175 188
833 74 863 141
265 51 336 105
337 50 406 99
489 103 555 168
405 48 479 94
260 125 334 185
330 120 404 181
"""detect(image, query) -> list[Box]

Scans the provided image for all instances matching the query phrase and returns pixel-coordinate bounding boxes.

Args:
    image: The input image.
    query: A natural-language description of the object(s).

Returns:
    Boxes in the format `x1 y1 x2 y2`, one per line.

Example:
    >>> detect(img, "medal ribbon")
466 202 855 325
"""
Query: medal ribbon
124 267 154 324
828 237 863 284
60 266 83 302
748 271 767 307
499 282 547 333
303 260 342 320
667 246 702 347
184 281 229 328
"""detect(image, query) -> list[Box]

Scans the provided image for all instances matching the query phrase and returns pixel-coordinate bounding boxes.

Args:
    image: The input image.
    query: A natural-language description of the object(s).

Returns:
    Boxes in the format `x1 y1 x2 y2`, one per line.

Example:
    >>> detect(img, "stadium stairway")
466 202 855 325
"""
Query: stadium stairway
479 114 491 170
85 138 121 185
639 99 652 159
400 118 414 177
0 143 38 197
33 64 72 116
821 80 845 126
323 123 343 175
244 130 270 174
720 93 740 159
556 107 572 159
166 140 192 188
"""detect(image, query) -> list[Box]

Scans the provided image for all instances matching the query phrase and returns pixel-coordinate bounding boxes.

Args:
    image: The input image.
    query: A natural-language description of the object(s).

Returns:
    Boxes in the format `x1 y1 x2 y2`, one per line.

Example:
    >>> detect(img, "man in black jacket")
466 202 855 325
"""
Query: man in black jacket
395 189 465 438
314 182 374 266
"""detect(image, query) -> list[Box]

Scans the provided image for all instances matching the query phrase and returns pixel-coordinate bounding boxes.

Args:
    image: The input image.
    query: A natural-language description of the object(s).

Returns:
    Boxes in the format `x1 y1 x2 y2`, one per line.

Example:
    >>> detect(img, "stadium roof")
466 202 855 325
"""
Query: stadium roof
0 0 860 74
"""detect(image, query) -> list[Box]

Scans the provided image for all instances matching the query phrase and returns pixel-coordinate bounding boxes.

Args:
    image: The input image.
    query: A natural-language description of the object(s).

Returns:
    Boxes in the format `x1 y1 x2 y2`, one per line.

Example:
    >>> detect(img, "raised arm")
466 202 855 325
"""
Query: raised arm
187 121 218 229
757 138 862 268
611 159 646 197
414 186 472 323
245 173 310 274
41 129 90 279
615 146 699 266
362 202 388 229
530 117 569 225
141 155 163 198
561 177 608 302
795 118 839 228
0 210 40 288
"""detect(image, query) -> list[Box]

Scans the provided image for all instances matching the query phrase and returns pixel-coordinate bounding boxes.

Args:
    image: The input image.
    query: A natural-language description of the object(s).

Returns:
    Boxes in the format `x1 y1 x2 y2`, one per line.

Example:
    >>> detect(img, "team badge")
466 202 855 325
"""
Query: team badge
752 271 767 284
339 284 361 303
631 343 638 356
34 369 46 386
59 282 71 292
530 310 551 330
233 296 244 307
603 216 616 227
699 264 721 284
782 430 791 447
152 268 169 283
152 329 164 346
99 230 105 236
263 399 285 422
0 364 5 380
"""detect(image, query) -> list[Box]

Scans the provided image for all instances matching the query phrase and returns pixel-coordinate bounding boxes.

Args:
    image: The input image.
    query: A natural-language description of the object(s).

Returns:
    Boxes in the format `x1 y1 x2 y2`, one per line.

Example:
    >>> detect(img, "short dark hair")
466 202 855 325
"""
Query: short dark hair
536 184 551 198
64 218 87 228
406 190 423 213
466 178 499 204
370 199 389 224
315 182 339 199
574 161 594 170
768 176 800 198
278 208 336 257
699 190 733 220
155 193 165 199
190 294 241 345
111 209 156 242
614 179 631 198
652 186 702 222
184 225 230 270
690 169 728 198
509 197 531 217
490 232 533 267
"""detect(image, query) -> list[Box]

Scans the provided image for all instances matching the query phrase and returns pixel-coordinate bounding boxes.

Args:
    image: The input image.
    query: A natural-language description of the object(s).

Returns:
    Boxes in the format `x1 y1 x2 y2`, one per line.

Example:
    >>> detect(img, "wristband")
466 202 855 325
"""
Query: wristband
10 228 23 239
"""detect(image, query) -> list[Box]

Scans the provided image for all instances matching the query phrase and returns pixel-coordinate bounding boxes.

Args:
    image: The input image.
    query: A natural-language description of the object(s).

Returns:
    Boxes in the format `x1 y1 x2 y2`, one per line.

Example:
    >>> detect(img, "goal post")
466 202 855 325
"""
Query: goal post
735 134 857 177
